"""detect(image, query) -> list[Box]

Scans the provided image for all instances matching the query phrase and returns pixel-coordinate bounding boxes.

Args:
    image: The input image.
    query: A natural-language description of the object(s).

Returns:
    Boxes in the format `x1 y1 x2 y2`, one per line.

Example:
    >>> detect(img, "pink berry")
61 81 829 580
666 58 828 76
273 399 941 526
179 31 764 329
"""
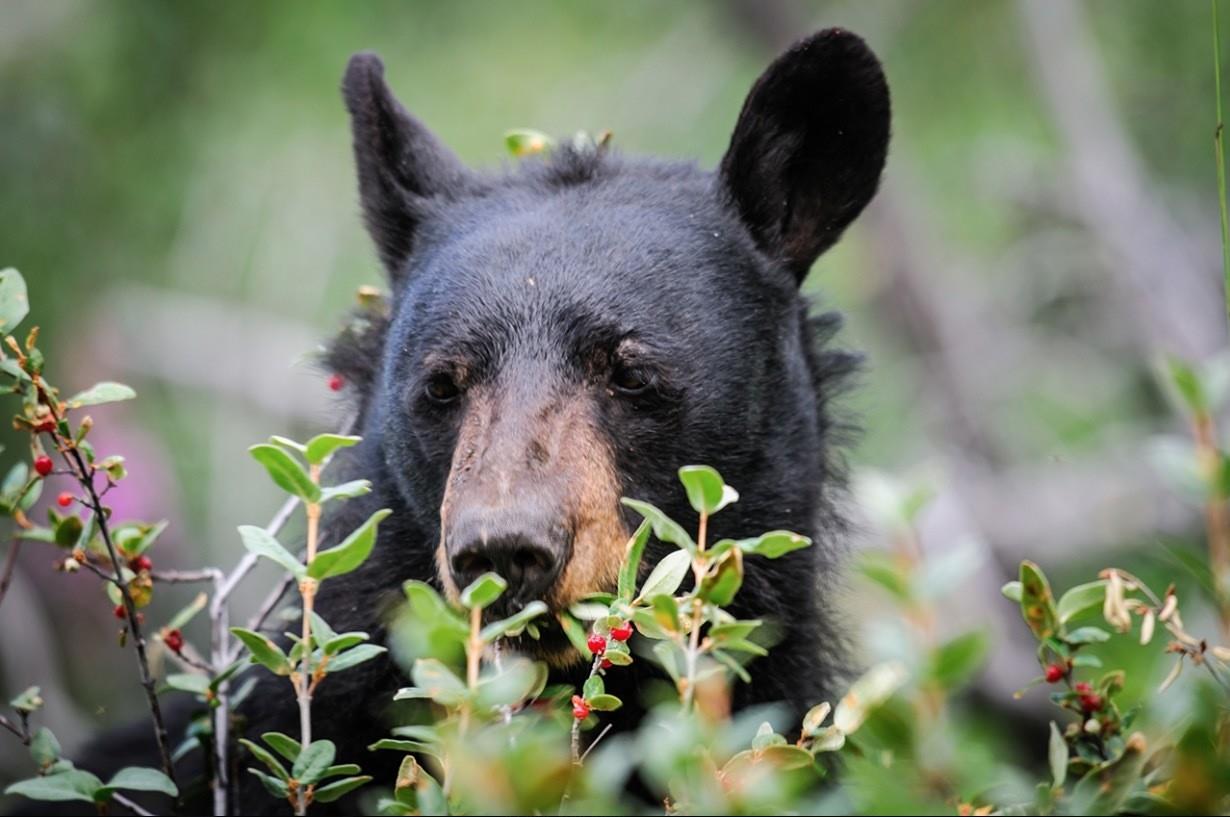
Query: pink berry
571 695 590 720
327 373 344 392
610 621 633 642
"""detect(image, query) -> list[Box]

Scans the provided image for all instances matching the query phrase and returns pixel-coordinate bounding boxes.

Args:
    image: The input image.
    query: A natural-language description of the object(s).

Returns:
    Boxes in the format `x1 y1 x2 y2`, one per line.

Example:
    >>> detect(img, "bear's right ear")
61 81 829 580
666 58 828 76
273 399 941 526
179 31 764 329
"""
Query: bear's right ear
343 53 469 282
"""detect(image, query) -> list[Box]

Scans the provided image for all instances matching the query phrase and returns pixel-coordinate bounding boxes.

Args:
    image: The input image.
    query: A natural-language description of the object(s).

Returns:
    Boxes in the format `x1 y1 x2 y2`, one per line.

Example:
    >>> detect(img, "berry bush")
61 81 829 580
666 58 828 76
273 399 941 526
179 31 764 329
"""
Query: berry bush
0 264 1229 815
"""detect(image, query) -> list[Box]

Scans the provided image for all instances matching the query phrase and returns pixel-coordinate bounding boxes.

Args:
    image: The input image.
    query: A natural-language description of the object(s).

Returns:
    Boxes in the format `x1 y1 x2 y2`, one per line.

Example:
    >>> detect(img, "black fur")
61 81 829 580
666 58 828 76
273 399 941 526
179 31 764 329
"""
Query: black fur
27 28 889 816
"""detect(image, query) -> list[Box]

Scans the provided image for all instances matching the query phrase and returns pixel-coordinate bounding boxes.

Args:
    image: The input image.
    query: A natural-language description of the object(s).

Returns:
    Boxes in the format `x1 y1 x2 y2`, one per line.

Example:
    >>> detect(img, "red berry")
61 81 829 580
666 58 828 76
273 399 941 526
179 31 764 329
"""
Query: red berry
113 604 127 619
327 373 345 392
131 555 153 573
1044 664 1065 683
164 629 184 653
33 455 53 477
56 492 73 508
571 694 590 720
600 658 613 670
34 419 56 434
1073 681 1092 695
586 633 607 655
610 621 633 642
1080 693 1103 713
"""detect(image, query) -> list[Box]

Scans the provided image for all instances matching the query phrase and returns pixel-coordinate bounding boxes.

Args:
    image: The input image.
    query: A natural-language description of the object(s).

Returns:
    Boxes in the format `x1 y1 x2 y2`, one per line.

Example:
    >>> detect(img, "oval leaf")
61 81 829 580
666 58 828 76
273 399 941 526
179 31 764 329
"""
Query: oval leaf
238 525 305 579
304 434 362 466
636 549 692 601
66 382 136 409
307 509 391 580
249 444 320 503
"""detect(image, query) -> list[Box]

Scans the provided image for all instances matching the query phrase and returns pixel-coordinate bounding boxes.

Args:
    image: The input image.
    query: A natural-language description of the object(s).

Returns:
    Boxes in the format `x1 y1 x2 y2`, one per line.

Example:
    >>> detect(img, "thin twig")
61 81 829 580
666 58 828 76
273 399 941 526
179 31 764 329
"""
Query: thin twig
0 711 29 743
578 724 613 763
1214 0 1230 326
112 791 156 817
151 568 222 584
0 538 22 611
37 389 180 805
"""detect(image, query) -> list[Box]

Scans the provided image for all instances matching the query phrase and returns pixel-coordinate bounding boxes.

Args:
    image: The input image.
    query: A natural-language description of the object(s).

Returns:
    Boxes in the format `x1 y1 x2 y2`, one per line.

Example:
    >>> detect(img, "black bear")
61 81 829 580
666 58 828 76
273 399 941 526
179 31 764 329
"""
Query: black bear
30 26 889 816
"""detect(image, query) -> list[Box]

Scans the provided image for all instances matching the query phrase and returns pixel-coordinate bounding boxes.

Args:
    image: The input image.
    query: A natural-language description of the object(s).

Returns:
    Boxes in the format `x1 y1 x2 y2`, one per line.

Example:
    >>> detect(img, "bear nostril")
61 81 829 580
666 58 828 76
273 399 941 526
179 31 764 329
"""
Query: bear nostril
449 535 559 604
451 550 495 584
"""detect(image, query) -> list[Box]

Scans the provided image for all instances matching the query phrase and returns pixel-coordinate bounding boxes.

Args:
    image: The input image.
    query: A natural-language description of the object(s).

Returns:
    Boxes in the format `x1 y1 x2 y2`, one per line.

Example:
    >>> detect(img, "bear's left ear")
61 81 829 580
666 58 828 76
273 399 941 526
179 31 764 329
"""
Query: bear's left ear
343 53 470 283
718 29 890 283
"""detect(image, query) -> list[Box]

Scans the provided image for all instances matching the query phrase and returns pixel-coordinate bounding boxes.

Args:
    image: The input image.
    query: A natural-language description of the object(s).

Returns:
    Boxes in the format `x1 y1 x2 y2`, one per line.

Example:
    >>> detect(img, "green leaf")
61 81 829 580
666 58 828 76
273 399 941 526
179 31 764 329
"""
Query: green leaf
620 498 696 552
66 382 136 409
1069 735 1148 815
474 658 544 710
324 644 386 673
247 768 289 799
583 674 605 699
752 722 787 751
9 686 42 714
833 662 908 735
105 767 178 797
1057 581 1107 625
760 744 814 770
313 775 372 803
166 591 208 631
727 530 811 559
504 129 553 157
4 770 101 804
677 465 738 515
858 554 913 602
1072 654 1104 669
557 612 593 657
307 509 391 580
585 694 622 712
1001 581 1023 602
1019 561 1059 640
249 444 320 503
237 525 305 579
29 727 61 769
699 550 742 606
709 620 762 644
479 600 548 643
305 434 362 465
927 631 988 690
322 764 362 778
164 673 212 695
650 594 681 632
269 435 306 454
460 572 507 610
636 549 692 600
292 739 337 786
1048 721 1068 788
617 521 652 602
1066 626 1111 644
262 732 301 763
411 659 468 706
240 738 290 781
324 633 368 655
0 268 29 335
1165 358 1206 414
230 627 292 675
320 480 372 504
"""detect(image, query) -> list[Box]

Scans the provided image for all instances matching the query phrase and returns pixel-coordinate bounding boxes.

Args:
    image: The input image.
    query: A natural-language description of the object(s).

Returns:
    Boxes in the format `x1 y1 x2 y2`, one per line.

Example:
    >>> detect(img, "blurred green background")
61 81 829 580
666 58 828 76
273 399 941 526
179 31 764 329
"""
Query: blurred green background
2 0 1228 788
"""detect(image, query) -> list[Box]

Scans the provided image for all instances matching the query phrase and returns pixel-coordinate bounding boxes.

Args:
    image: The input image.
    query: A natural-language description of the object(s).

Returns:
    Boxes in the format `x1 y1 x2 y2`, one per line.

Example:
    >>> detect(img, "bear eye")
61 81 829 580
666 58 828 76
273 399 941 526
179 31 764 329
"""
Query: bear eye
611 362 653 396
424 371 462 404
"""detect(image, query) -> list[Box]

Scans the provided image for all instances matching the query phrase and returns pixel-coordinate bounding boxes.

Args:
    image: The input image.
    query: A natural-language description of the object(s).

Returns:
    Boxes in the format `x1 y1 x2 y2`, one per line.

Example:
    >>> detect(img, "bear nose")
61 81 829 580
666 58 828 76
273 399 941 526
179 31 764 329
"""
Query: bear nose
447 511 565 605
